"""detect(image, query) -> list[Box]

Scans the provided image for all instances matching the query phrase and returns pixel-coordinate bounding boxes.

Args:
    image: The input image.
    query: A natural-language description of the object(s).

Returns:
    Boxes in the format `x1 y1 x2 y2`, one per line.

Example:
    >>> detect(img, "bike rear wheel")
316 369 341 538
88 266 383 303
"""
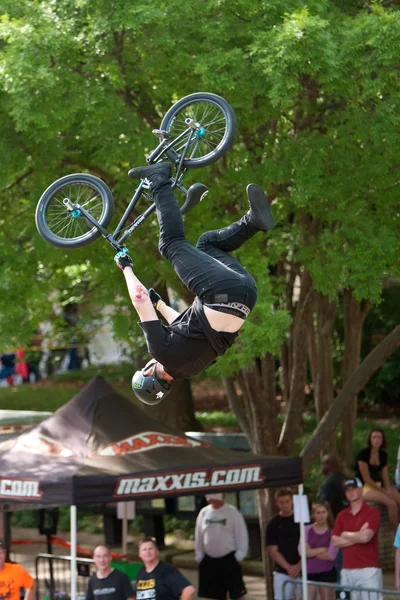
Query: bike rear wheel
35 173 114 249
160 92 236 169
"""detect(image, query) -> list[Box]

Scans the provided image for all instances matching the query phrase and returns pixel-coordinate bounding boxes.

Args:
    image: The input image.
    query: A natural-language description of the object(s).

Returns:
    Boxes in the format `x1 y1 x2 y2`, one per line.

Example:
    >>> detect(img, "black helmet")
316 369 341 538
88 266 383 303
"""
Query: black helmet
132 359 172 405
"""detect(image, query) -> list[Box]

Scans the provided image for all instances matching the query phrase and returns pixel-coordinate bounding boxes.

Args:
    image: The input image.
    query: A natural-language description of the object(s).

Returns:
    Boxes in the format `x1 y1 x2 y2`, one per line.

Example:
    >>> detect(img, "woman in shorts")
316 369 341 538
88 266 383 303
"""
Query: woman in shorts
355 428 400 531
300 501 337 600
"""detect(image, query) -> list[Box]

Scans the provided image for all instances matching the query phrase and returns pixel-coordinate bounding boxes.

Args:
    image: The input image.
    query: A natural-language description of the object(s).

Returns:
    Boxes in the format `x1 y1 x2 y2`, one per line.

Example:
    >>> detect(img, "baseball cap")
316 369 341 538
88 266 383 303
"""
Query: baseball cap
344 477 363 489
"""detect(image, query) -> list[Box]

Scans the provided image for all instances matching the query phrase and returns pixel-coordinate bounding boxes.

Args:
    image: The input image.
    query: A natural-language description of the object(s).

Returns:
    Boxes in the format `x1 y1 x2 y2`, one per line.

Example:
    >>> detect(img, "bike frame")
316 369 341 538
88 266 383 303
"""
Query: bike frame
64 124 198 252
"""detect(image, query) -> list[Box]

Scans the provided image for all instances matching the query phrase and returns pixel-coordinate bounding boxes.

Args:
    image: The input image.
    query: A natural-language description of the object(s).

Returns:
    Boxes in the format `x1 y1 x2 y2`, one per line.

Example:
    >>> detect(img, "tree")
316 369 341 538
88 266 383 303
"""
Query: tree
301 324 400 475
2 1 400 593
1 0 399 438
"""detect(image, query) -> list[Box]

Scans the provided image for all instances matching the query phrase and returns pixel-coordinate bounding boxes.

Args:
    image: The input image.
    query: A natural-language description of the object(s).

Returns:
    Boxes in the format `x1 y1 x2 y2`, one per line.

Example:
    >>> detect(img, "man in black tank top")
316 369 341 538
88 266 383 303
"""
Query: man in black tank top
114 162 274 405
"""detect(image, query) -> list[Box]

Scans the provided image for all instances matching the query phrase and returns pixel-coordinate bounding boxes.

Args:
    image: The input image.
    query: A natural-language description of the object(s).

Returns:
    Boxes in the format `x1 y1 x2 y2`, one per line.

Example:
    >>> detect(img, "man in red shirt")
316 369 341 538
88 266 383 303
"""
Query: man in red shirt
332 477 382 600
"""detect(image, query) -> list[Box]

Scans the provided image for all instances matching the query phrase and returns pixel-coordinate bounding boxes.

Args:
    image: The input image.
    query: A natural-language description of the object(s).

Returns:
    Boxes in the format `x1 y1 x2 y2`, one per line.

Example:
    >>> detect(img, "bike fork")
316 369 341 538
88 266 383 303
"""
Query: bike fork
62 199 125 252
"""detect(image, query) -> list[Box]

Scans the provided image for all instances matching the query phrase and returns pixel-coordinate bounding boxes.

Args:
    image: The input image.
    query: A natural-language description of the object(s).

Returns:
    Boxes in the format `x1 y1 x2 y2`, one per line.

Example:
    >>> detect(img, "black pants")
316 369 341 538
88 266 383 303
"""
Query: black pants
151 179 259 312
199 552 247 599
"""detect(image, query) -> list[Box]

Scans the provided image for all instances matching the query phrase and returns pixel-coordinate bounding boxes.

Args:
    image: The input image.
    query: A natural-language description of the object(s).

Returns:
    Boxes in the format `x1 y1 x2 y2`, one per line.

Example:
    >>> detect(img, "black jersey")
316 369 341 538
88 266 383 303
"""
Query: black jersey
86 569 134 600
135 562 191 600
139 297 237 380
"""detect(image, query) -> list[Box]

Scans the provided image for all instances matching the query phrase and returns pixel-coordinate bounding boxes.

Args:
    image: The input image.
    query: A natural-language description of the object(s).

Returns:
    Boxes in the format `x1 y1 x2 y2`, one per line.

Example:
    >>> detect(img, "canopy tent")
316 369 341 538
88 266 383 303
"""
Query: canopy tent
0 376 302 505
0 376 305 599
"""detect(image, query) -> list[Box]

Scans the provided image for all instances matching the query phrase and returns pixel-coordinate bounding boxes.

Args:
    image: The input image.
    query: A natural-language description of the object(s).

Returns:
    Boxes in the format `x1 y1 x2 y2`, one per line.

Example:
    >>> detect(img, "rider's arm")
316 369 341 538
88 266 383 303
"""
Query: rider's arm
157 303 181 324
122 267 158 322
148 288 180 324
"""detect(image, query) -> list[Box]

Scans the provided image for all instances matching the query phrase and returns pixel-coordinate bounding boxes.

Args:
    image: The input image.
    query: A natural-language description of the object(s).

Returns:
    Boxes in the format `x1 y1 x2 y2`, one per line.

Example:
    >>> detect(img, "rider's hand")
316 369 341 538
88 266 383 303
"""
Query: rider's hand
149 288 165 311
114 251 134 271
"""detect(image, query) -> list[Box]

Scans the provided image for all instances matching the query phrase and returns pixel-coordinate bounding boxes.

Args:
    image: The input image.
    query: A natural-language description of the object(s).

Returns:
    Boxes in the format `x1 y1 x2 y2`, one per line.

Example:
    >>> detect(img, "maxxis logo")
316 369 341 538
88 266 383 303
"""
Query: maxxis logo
114 465 265 497
0 478 43 500
96 431 204 457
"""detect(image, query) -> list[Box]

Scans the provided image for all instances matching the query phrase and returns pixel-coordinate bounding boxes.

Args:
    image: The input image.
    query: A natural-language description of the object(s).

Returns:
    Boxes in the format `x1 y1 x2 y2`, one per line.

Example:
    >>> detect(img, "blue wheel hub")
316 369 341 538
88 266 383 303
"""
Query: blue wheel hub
194 127 206 138
71 209 81 218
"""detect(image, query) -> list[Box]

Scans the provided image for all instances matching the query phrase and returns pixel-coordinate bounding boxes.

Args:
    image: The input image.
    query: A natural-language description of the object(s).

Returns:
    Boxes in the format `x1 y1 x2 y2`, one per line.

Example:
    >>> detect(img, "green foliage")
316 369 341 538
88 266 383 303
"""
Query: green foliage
297 415 400 496
11 507 104 533
163 515 194 538
0 0 399 384
195 411 239 428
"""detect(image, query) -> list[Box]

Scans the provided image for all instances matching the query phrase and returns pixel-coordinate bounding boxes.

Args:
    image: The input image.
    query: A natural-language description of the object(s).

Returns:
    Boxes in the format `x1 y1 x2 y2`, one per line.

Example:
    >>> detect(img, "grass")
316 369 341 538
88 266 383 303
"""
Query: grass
195 410 239 428
0 364 134 412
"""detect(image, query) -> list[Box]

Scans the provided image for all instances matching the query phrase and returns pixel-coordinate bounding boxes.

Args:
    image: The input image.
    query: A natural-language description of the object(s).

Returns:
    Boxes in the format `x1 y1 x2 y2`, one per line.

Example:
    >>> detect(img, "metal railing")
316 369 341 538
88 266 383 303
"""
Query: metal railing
35 554 95 600
282 578 400 600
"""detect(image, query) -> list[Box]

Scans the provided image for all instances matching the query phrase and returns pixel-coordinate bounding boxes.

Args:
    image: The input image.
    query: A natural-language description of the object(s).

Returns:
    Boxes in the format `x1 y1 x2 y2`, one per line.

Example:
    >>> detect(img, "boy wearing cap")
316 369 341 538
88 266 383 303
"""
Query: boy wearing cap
195 493 248 599
0 540 35 600
332 478 382 600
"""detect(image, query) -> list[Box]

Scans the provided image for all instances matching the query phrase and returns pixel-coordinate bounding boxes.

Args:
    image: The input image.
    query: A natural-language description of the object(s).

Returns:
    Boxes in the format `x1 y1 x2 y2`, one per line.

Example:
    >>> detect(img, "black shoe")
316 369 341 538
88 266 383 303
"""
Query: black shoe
128 162 172 182
246 184 275 231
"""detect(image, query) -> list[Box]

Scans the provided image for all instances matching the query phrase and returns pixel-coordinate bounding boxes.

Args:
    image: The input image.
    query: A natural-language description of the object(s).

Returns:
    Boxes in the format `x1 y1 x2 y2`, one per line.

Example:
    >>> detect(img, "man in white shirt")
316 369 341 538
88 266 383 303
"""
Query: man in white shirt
195 493 248 599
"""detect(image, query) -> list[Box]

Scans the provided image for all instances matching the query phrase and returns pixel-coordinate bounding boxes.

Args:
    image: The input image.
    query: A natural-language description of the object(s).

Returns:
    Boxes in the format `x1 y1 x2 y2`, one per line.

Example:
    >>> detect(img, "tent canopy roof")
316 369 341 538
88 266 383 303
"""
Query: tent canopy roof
0 376 302 507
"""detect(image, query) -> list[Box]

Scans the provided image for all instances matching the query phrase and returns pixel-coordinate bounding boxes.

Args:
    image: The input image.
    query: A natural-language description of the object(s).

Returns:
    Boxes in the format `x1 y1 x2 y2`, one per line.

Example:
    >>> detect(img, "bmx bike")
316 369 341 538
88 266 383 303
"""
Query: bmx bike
35 92 236 252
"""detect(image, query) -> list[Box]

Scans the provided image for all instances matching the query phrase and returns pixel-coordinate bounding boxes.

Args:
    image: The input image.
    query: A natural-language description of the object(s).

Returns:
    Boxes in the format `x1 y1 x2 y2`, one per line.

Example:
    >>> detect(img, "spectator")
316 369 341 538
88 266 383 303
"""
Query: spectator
266 487 301 600
395 524 400 591
195 493 248 600
0 354 16 384
395 444 400 490
0 539 35 600
86 545 134 600
355 428 400 531
299 502 337 600
332 477 381 600
317 455 347 518
136 537 195 600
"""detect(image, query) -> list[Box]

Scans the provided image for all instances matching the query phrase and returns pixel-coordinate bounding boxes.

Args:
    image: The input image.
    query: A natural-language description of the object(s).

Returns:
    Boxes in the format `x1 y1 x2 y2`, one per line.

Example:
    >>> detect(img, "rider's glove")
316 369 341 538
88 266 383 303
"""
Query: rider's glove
149 288 165 311
114 251 134 271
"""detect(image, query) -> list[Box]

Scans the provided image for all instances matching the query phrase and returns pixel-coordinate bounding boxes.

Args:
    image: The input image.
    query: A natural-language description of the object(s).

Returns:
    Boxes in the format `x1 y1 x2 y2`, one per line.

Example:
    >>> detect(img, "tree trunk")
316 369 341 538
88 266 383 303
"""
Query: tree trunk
223 377 251 438
279 270 313 454
338 289 372 466
301 324 400 475
141 379 202 431
238 353 280 455
307 291 337 455
257 487 272 599
277 259 296 408
236 353 279 599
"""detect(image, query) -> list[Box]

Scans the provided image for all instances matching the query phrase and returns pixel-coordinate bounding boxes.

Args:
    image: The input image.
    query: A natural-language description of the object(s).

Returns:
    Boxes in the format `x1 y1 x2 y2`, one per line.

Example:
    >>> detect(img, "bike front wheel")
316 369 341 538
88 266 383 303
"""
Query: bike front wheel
35 173 114 249
160 92 236 169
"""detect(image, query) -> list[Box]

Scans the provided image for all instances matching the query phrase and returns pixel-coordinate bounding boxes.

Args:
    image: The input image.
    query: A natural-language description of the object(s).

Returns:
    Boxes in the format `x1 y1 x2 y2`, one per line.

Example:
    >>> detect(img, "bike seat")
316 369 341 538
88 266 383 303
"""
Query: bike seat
152 129 172 140
180 183 208 215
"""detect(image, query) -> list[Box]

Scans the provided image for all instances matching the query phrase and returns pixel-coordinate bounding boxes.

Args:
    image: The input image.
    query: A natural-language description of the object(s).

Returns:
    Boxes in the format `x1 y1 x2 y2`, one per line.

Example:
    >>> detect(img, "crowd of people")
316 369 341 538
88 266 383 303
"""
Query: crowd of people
1 428 399 600
266 481 389 600
265 427 400 600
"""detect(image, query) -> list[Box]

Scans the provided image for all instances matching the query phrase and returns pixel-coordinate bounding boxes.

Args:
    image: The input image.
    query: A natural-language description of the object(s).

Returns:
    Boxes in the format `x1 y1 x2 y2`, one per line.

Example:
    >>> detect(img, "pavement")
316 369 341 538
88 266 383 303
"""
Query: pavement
8 528 398 600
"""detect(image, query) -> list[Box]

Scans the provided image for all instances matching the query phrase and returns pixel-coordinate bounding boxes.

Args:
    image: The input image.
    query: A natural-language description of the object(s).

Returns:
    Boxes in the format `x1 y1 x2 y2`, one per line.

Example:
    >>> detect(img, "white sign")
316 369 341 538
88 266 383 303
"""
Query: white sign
117 501 136 520
293 494 310 523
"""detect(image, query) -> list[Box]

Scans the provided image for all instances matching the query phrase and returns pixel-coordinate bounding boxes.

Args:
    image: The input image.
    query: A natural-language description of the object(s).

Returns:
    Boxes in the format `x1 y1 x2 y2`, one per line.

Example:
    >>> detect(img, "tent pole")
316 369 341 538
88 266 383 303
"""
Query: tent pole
298 484 308 600
122 502 128 557
70 505 77 600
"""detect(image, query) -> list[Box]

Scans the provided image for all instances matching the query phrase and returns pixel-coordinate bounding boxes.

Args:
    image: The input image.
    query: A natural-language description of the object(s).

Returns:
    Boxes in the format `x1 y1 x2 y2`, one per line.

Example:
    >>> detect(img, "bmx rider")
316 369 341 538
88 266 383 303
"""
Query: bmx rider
114 162 274 405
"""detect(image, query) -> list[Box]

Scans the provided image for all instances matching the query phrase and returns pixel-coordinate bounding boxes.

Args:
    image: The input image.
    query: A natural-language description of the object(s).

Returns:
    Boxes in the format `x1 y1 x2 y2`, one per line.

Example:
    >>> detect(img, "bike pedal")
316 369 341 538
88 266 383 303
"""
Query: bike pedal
152 129 172 140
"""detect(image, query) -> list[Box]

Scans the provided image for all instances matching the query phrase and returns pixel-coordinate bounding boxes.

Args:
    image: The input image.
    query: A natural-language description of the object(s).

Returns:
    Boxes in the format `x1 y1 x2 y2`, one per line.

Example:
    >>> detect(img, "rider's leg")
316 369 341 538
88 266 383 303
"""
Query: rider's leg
127 164 269 303
193 186 273 311
196 184 274 261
